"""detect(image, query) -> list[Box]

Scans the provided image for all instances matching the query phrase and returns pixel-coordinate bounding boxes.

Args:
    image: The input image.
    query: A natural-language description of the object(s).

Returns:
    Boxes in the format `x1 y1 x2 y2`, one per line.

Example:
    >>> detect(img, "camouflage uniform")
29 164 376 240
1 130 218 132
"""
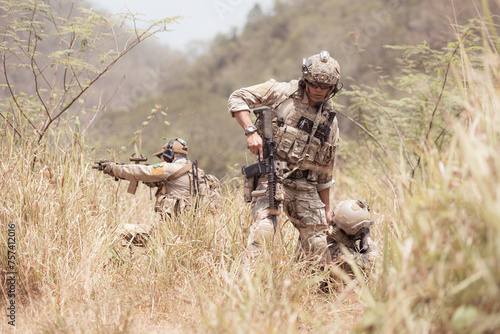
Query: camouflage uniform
112 159 194 218
326 199 379 275
228 78 340 264
103 140 220 245
327 226 379 274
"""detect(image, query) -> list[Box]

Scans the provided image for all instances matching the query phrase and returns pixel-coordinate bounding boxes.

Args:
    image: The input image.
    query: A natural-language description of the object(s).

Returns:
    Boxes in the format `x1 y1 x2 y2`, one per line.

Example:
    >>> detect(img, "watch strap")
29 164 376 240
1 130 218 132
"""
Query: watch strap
244 125 257 136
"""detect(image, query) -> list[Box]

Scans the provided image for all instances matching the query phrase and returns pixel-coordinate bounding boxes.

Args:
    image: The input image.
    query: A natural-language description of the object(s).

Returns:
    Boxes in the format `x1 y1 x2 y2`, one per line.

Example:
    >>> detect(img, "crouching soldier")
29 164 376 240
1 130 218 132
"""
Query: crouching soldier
327 199 379 276
97 138 220 245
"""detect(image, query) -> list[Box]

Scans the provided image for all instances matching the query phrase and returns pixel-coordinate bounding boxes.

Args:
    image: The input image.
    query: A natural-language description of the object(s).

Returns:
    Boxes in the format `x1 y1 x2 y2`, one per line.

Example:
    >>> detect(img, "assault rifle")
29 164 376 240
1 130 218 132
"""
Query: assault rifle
93 154 149 194
241 107 279 230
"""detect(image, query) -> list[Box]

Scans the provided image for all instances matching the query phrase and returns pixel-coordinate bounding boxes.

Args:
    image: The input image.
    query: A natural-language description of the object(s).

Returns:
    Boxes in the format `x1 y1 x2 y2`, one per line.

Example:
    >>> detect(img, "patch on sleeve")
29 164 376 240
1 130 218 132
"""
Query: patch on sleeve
152 163 164 175
245 80 276 98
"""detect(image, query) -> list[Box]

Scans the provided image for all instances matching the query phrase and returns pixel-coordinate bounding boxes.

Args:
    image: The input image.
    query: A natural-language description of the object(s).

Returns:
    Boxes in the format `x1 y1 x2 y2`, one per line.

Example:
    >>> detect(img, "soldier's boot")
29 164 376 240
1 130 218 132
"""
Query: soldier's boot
117 223 155 247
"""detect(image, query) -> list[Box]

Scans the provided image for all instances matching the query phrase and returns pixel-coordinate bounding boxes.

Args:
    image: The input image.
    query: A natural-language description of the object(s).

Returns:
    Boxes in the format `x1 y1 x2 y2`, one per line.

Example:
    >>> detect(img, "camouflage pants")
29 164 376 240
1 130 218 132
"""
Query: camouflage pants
247 176 331 265
155 195 192 219
328 240 378 275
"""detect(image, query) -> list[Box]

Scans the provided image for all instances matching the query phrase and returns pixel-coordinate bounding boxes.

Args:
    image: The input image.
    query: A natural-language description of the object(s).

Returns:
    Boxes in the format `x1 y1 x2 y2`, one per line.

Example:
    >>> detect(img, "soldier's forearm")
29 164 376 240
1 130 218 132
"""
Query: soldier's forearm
319 187 332 224
234 110 253 129
319 187 330 212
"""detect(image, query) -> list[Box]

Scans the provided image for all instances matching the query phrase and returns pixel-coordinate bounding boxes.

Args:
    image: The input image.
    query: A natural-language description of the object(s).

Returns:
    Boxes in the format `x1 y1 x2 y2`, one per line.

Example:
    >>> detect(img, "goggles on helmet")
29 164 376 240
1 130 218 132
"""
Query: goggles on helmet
305 79 334 90
175 138 187 146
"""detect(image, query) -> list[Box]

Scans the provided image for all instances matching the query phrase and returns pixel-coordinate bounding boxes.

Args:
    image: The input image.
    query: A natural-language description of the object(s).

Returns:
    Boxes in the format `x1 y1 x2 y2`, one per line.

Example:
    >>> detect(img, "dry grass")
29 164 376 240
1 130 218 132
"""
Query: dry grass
0 140 364 333
1 20 500 334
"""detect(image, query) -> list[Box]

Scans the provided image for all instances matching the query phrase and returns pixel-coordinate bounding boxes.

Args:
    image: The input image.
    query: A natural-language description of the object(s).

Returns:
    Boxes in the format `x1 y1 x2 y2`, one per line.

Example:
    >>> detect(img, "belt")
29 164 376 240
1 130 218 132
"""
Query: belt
288 169 309 180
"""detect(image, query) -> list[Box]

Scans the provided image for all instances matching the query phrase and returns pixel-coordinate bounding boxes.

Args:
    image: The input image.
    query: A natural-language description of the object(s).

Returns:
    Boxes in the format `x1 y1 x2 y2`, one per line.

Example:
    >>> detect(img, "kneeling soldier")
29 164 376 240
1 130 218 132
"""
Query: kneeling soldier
327 199 379 275
98 138 219 245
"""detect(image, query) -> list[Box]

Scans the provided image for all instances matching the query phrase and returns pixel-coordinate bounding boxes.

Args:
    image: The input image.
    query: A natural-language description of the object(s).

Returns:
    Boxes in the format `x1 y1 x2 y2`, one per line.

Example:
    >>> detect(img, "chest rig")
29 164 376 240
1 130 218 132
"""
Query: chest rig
273 93 337 175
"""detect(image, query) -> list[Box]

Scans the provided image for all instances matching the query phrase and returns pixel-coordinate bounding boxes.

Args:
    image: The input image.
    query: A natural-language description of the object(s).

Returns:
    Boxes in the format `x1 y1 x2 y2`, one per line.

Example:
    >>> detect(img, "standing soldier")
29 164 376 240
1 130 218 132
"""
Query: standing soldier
97 138 219 245
228 51 342 266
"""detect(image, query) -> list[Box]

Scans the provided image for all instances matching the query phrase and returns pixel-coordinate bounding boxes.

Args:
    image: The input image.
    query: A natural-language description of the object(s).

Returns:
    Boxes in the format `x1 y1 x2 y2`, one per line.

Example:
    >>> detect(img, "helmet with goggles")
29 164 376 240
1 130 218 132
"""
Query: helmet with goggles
153 138 188 162
301 50 341 91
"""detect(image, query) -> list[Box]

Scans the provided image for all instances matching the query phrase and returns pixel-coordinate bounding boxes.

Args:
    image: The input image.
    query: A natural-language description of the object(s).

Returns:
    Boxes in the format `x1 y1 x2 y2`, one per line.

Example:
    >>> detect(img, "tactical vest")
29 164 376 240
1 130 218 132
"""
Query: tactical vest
273 93 337 175
154 163 220 216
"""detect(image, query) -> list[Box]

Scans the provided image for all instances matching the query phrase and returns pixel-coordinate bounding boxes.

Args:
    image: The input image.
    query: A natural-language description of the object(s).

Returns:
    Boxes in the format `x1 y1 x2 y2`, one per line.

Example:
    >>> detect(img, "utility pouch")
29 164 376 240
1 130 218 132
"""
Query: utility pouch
243 176 255 203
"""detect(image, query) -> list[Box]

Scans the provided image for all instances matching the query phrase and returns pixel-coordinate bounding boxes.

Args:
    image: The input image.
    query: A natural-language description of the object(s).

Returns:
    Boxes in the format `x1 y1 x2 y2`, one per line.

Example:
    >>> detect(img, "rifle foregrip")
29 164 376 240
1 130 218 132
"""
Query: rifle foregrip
127 181 138 194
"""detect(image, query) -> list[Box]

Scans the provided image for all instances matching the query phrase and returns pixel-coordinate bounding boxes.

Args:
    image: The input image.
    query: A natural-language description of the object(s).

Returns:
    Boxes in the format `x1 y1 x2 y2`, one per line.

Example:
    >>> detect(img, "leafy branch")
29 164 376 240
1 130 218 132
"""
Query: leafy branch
0 0 179 161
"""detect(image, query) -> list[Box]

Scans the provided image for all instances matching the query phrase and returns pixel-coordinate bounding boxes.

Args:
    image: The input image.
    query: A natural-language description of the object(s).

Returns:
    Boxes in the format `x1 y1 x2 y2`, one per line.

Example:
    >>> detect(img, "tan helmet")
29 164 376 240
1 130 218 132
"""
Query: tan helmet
332 199 373 235
301 50 341 88
153 138 188 161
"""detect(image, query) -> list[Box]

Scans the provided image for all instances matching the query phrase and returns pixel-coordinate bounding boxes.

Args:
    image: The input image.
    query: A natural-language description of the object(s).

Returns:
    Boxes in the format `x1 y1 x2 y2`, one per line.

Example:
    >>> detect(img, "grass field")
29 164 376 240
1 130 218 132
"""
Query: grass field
1 21 499 334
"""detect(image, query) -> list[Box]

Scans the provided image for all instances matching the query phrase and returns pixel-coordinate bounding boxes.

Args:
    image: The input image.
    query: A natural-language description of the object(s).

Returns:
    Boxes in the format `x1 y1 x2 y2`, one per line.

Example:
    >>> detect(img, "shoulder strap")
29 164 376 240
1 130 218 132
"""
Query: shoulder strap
166 161 192 182
191 160 200 197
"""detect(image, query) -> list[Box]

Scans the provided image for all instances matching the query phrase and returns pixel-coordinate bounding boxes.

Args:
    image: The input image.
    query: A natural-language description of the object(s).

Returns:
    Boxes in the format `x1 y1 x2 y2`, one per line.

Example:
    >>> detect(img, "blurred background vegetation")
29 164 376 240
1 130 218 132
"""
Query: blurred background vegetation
87 0 500 178
4 0 497 178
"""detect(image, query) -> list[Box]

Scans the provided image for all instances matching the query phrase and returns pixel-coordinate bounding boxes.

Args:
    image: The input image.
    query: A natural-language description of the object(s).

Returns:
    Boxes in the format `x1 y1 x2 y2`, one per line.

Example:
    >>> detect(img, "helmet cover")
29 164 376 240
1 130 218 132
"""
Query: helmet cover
302 50 340 86
153 138 188 158
332 199 373 235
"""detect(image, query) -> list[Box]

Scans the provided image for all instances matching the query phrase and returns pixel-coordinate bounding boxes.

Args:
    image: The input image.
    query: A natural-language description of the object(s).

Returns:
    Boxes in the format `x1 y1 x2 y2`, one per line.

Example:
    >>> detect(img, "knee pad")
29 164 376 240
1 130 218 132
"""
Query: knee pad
309 234 328 253
298 228 328 252
248 218 275 249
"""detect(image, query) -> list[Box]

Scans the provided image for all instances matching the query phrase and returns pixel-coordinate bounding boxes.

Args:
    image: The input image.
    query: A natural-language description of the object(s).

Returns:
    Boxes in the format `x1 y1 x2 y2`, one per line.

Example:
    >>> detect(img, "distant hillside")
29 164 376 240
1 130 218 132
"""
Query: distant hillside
0 0 185 121
75 0 500 176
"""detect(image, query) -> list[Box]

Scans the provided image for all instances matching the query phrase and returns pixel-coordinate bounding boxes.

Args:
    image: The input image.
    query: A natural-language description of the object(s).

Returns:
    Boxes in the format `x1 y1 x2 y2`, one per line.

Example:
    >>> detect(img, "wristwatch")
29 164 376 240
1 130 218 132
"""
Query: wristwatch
244 125 258 136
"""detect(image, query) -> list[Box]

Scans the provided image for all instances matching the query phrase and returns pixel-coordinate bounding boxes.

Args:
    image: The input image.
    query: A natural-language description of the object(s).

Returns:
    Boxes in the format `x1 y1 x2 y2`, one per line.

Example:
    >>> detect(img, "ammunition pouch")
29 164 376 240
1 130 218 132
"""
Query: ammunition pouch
156 194 191 217
155 196 178 216
288 169 309 180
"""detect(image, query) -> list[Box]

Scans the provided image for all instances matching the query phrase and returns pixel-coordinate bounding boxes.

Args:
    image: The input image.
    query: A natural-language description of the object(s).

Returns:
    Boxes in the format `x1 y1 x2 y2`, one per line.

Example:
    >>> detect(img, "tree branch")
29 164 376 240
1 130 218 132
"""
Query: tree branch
0 110 23 138
411 30 468 178
364 96 415 172
336 109 402 176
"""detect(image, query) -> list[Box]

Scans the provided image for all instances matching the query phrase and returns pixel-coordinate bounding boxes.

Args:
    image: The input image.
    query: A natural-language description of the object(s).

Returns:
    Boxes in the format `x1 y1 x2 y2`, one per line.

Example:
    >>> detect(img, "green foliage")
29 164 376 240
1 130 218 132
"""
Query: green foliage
93 90 247 178
333 17 500 334
0 0 178 150
92 0 500 177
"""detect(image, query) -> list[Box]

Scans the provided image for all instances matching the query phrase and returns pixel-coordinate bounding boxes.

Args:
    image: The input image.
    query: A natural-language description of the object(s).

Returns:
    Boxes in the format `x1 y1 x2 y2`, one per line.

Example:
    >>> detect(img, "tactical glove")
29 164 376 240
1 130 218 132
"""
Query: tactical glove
102 162 115 177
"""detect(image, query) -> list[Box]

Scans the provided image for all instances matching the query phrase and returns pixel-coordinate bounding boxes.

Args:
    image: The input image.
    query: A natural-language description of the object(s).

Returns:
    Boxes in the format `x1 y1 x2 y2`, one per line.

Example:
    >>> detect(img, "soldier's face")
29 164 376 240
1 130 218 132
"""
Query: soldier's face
306 83 330 101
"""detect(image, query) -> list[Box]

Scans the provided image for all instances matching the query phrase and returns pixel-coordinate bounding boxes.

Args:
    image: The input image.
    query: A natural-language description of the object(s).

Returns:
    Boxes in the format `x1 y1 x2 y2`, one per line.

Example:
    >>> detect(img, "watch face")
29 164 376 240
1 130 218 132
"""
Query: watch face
245 125 257 135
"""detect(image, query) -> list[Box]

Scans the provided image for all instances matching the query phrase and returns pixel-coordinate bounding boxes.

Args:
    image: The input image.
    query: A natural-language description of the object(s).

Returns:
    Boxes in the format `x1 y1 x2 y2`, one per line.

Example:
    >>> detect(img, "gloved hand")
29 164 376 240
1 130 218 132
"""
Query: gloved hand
102 161 115 176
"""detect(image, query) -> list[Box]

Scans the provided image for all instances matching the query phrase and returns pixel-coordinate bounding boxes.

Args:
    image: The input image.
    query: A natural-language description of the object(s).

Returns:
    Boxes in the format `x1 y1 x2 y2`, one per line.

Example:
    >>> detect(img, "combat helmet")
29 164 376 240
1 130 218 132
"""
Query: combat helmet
332 199 373 235
153 138 188 162
300 50 342 98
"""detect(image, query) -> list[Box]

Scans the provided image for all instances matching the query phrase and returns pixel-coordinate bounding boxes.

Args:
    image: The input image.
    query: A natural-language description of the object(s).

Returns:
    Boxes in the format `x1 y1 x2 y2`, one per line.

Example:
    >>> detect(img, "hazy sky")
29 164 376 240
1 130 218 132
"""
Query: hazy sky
89 0 272 51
